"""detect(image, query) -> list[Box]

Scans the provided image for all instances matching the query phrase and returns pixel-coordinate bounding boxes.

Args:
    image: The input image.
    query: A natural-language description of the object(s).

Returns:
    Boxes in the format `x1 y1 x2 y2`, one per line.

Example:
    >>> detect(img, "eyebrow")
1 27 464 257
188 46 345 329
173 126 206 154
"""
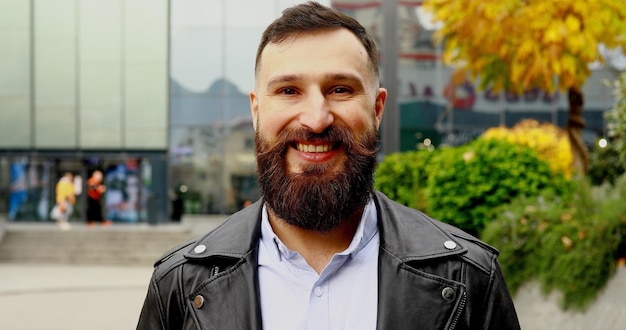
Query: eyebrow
266 72 365 89
266 74 299 89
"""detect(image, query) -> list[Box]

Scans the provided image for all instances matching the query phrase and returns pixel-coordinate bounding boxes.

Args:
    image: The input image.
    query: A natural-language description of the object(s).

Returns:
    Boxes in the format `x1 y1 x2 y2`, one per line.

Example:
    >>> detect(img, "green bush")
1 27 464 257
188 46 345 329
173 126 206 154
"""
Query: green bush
374 150 434 211
374 132 626 311
424 138 571 235
482 176 626 310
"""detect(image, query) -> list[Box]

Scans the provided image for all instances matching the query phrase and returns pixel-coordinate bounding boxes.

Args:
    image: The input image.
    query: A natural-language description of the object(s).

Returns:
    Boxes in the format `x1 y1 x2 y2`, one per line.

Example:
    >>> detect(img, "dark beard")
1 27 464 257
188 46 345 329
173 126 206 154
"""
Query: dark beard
255 124 379 232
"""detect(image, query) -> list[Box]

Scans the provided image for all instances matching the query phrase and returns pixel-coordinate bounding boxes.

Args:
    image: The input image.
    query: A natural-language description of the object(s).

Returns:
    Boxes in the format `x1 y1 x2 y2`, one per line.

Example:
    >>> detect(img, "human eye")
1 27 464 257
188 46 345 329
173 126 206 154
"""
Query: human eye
330 86 352 95
278 87 298 95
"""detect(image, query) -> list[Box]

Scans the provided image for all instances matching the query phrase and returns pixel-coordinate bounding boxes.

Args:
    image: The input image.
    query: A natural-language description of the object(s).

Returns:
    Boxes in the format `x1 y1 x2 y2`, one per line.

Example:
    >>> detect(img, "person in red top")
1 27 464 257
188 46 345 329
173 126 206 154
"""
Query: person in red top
87 170 110 227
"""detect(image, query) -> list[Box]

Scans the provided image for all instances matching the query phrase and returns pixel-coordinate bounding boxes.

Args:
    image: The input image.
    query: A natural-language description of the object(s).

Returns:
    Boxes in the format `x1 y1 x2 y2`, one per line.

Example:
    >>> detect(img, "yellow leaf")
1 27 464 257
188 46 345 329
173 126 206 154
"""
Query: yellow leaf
543 24 562 43
565 15 581 33
548 44 562 61
499 44 511 58
562 55 576 76
442 49 456 65
566 35 583 54
517 39 535 60
510 63 523 84
552 60 562 75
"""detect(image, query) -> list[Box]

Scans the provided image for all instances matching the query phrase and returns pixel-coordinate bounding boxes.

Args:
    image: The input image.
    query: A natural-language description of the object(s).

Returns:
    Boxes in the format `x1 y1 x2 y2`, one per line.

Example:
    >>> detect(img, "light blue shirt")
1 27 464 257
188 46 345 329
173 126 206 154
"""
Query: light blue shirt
258 199 380 330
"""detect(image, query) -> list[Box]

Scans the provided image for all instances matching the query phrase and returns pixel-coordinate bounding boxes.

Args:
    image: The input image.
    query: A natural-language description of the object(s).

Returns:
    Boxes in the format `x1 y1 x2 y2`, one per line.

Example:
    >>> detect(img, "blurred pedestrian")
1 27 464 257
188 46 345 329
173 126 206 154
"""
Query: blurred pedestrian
51 172 75 230
169 188 184 222
86 170 110 227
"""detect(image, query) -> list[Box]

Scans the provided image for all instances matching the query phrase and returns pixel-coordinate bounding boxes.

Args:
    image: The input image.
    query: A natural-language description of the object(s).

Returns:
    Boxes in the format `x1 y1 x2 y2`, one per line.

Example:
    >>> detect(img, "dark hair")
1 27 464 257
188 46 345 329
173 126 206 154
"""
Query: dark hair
254 1 379 78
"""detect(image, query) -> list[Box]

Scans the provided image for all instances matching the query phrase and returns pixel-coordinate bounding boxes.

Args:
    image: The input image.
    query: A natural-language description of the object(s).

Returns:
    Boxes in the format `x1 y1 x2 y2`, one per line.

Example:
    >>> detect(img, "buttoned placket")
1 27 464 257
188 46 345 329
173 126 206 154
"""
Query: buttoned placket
258 201 379 330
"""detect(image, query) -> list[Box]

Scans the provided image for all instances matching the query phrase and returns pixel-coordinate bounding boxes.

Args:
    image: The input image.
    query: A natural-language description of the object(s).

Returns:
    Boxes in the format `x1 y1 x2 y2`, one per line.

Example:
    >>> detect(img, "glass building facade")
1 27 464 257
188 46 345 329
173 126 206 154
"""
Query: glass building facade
0 0 618 223
0 0 168 222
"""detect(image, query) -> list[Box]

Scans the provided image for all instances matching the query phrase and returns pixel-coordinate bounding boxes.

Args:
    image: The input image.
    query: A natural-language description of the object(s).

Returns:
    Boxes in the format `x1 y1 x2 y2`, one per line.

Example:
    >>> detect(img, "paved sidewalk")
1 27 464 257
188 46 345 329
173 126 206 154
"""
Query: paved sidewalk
0 263 153 330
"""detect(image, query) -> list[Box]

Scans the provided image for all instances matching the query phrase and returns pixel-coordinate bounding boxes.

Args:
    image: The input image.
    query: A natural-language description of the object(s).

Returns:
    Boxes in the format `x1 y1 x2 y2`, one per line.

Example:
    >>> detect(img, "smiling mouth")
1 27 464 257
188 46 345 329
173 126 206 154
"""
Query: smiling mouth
296 143 336 153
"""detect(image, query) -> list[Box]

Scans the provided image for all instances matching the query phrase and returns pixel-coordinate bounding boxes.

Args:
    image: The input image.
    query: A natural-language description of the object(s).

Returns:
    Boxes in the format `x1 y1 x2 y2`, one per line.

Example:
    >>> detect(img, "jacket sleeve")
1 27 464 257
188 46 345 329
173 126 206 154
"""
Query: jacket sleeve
136 263 188 330
136 274 167 330
481 256 521 330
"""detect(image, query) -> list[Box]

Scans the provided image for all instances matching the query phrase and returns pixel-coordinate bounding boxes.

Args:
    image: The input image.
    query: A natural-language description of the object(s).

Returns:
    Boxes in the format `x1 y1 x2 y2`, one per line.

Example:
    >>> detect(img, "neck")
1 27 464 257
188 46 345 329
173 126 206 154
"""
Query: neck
268 207 364 274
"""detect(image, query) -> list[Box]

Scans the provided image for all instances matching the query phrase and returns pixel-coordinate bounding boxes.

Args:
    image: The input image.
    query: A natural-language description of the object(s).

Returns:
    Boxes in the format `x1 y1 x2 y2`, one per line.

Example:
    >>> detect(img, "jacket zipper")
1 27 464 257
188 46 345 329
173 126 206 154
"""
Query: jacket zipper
449 291 467 330
210 265 220 278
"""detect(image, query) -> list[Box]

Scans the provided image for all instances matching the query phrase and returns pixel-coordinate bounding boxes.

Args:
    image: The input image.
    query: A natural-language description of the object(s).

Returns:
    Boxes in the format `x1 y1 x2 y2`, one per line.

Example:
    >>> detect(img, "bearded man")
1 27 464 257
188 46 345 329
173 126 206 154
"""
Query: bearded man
137 2 520 329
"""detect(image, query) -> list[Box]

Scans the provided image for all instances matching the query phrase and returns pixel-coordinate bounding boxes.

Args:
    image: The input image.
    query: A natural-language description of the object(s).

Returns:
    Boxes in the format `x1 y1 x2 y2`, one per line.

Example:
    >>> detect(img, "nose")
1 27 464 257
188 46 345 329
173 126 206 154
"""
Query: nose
298 92 334 133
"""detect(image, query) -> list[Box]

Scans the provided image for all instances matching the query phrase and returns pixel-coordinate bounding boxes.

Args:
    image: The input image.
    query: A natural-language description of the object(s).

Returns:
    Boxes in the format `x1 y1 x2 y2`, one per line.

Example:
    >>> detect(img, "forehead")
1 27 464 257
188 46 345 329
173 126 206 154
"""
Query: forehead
256 29 372 84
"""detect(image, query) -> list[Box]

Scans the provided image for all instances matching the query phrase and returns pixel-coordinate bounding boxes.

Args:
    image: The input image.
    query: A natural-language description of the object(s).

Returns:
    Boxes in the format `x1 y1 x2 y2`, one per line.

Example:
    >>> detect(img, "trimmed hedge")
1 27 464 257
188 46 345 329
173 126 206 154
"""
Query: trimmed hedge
374 150 434 211
424 138 572 235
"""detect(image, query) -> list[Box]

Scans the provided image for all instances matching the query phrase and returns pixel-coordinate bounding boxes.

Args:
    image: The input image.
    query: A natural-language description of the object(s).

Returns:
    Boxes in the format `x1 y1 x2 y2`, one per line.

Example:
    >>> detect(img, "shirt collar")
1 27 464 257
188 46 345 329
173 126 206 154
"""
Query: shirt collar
260 199 378 262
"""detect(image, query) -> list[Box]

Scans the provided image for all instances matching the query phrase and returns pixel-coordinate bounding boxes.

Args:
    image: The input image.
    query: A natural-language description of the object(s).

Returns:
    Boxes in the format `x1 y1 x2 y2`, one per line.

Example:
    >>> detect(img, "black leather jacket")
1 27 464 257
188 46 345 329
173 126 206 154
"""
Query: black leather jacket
137 191 521 329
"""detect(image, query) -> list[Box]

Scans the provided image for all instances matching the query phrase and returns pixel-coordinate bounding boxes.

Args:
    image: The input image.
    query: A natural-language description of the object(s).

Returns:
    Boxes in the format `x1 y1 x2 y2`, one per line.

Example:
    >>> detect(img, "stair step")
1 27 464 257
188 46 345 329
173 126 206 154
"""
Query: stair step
0 225 197 266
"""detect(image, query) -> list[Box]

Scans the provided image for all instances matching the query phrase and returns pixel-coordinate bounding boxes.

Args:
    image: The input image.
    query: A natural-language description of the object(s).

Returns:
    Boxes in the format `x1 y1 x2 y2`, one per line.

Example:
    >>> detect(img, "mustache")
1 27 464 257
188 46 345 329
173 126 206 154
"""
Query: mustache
255 125 380 158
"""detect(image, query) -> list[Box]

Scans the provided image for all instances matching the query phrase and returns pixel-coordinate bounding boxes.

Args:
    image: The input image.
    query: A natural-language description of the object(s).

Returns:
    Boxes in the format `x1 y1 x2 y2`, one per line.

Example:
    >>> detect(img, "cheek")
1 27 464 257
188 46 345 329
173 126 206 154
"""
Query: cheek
255 113 292 147
257 117 283 138
336 106 377 134
257 104 299 136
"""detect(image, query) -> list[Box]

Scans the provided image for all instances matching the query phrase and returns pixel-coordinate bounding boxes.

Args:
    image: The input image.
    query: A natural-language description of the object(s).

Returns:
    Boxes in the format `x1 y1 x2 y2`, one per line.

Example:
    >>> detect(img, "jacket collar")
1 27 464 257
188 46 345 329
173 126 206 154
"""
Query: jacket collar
181 192 469 330
183 200 263 261
373 191 468 261
184 191 466 262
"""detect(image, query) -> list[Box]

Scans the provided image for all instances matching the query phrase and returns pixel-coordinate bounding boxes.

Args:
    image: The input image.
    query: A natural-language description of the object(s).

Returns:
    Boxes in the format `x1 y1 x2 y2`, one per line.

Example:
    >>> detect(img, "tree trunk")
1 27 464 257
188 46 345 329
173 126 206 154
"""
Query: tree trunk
566 86 589 174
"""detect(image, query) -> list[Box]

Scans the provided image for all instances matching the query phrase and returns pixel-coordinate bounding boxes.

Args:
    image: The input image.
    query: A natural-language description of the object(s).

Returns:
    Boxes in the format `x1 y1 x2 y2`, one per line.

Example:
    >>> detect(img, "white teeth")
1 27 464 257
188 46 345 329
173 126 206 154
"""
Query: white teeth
297 143 331 153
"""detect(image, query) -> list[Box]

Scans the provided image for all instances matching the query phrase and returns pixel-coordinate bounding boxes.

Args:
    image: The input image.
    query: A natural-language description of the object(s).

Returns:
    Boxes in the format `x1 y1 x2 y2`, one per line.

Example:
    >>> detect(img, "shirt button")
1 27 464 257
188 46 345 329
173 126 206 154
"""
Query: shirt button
314 286 323 297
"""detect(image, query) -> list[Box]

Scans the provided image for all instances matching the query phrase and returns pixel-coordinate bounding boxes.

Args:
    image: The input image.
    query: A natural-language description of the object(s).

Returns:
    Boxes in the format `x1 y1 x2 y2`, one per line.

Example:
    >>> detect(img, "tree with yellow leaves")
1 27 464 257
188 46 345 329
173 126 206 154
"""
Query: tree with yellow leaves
422 0 626 175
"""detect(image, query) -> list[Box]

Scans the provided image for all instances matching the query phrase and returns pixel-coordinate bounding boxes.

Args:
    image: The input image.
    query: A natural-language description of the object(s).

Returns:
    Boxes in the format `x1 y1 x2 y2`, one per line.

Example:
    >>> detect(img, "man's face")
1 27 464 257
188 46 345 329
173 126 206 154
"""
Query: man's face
250 28 386 231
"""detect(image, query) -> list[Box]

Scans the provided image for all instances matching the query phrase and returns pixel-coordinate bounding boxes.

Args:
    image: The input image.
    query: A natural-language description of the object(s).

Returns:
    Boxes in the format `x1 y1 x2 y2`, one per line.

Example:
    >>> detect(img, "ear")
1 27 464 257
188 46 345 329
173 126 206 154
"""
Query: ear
249 90 259 131
374 88 387 130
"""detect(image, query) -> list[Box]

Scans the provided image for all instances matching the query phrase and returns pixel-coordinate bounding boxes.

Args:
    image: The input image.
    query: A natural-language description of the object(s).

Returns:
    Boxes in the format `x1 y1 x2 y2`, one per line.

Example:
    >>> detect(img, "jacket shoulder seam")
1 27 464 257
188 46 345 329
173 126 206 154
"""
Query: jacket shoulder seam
480 253 499 319
149 273 168 329
152 240 196 282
